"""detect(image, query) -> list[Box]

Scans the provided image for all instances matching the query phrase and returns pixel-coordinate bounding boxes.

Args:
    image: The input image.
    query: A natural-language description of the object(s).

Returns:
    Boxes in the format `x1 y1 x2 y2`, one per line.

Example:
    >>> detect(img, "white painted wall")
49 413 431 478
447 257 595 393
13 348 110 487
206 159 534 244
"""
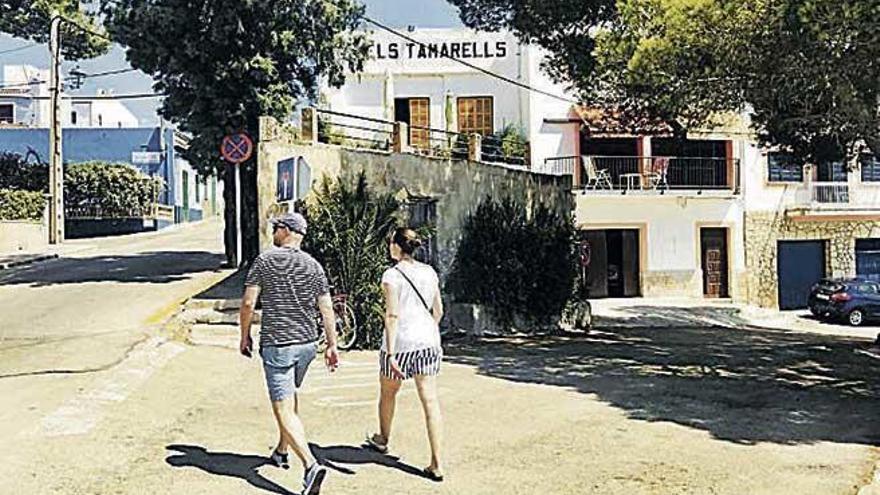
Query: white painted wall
324 28 578 166
575 195 746 273
1 64 140 128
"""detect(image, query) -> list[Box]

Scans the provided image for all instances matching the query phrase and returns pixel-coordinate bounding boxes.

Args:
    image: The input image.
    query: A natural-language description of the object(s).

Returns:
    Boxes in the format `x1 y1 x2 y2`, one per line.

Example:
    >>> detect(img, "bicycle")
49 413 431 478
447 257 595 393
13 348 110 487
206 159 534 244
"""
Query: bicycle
318 288 358 350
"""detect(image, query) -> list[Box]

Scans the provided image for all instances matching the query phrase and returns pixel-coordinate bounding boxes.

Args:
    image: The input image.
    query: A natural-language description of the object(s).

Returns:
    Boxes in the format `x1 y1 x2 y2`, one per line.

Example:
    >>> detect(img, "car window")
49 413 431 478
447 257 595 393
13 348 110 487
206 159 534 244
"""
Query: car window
858 284 877 294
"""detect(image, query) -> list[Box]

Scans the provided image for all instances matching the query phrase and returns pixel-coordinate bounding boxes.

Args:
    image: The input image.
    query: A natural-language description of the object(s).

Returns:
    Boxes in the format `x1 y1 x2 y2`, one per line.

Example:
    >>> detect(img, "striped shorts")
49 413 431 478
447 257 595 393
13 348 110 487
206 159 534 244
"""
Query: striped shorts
379 347 443 380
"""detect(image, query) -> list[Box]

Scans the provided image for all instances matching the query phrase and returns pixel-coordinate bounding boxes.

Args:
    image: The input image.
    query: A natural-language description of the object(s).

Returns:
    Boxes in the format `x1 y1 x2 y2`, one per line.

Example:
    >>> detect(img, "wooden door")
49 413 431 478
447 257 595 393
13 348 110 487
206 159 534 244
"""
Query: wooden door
701 228 729 298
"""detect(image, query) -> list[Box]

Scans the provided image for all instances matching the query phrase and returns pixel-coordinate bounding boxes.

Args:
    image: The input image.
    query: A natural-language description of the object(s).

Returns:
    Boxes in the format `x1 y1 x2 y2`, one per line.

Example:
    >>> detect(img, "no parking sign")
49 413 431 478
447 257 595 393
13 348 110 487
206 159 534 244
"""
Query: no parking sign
221 133 253 164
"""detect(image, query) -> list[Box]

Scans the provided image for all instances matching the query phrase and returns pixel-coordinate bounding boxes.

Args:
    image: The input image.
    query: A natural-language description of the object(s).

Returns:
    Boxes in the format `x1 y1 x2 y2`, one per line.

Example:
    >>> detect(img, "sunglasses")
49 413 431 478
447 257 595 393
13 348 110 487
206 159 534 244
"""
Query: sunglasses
272 223 290 232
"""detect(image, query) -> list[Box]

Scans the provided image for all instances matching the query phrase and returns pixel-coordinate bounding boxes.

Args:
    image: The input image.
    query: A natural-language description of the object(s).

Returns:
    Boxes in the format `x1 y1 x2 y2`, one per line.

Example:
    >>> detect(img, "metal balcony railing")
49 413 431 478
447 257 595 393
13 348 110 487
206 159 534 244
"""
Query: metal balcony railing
552 155 739 192
811 182 849 204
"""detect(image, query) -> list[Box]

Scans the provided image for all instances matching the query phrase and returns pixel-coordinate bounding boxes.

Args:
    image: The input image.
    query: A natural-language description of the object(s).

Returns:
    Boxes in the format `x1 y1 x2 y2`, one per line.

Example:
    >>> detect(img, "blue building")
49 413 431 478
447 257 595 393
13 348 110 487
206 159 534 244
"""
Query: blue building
0 126 218 225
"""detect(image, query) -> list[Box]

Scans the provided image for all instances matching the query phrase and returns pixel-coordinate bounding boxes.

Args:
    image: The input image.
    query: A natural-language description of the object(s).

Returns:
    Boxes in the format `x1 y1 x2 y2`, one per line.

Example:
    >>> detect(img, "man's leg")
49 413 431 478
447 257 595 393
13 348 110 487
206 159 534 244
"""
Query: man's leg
270 397 317 469
274 394 299 456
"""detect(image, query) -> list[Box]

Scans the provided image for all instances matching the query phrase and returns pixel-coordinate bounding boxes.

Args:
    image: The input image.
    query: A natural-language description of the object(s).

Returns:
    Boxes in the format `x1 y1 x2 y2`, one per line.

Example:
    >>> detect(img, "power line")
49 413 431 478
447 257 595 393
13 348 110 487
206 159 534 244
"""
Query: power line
0 43 40 56
0 67 140 89
30 92 165 100
361 16 578 105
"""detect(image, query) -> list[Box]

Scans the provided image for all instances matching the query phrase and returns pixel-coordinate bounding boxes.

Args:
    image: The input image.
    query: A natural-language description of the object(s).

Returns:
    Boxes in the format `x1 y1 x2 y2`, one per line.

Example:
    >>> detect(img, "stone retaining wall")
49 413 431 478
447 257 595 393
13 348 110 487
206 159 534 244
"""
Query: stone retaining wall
257 116 572 278
744 210 880 308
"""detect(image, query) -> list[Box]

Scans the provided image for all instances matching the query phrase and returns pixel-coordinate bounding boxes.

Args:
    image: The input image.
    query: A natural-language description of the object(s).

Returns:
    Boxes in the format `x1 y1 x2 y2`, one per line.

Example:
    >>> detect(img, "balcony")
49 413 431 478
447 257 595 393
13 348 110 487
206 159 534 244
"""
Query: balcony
545 155 740 195
787 180 880 219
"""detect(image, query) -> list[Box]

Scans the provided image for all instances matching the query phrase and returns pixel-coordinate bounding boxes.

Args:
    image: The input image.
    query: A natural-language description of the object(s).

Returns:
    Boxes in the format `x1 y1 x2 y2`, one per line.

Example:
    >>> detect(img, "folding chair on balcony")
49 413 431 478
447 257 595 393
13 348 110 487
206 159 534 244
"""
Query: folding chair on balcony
584 156 613 190
647 157 670 190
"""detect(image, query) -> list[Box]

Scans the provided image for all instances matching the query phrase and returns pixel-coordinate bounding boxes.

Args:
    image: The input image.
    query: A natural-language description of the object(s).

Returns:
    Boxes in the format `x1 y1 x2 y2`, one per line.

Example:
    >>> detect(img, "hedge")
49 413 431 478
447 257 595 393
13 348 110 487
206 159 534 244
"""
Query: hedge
0 189 46 221
447 196 577 327
64 162 163 218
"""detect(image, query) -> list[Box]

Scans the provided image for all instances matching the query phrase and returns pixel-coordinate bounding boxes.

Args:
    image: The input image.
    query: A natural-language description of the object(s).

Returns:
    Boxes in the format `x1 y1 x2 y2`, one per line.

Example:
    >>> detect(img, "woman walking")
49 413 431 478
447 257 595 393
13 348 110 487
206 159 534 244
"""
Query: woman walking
366 227 445 481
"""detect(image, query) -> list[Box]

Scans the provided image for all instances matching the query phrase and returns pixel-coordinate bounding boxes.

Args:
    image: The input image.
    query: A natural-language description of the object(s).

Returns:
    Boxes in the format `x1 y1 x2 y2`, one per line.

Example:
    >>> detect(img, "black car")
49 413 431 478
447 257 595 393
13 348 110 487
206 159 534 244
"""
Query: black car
808 278 880 326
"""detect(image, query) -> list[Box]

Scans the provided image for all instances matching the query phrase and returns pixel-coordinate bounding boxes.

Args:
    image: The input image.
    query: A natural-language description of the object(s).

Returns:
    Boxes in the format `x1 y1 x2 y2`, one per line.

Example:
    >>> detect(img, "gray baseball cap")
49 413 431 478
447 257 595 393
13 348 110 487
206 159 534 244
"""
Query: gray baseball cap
270 212 307 235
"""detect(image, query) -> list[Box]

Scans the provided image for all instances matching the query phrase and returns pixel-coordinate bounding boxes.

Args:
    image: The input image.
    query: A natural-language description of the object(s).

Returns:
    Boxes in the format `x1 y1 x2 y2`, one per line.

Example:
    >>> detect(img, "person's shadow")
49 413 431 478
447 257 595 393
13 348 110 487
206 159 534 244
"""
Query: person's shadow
165 444 293 494
165 443 431 494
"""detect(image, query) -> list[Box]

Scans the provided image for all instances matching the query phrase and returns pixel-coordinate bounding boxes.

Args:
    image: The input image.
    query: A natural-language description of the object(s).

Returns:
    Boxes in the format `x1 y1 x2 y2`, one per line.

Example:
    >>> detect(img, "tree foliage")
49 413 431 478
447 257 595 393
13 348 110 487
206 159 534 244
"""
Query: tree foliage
0 0 109 59
103 0 369 179
448 0 616 86
301 172 402 349
451 0 880 164
593 0 880 164
446 196 576 328
0 152 48 192
0 189 46 221
64 161 163 218
103 0 369 262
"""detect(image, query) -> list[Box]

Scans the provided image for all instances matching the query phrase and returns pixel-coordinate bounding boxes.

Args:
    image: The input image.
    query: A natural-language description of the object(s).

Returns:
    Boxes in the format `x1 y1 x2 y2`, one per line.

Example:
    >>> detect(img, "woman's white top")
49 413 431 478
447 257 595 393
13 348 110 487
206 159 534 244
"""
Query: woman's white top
381 261 441 353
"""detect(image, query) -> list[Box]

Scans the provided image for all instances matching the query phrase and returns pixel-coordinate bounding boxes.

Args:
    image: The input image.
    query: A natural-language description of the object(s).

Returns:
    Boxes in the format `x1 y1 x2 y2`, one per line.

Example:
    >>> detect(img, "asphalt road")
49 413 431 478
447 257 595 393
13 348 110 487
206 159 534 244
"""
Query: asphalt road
0 219 227 377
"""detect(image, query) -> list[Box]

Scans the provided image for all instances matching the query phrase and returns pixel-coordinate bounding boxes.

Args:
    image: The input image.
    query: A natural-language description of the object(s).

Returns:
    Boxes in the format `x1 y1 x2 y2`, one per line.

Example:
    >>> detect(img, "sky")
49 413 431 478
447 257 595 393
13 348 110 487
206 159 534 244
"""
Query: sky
0 0 465 125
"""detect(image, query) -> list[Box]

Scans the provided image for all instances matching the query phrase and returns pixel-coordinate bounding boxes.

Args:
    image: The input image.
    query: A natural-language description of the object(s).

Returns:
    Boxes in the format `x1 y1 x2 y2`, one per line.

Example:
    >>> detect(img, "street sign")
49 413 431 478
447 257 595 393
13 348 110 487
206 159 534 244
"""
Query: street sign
221 133 254 164
221 132 253 268
131 151 163 164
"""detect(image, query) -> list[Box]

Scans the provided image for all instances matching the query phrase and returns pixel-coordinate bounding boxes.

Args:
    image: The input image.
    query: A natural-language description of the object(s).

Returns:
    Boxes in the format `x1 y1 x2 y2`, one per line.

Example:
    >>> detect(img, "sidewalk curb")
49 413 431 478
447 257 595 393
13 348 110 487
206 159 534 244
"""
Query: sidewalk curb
0 253 59 270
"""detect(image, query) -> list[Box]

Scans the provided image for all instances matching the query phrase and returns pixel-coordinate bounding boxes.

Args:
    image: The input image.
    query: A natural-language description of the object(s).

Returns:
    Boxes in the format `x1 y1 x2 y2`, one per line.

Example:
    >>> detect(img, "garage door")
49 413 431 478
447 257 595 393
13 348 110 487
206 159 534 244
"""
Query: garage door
777 240 826 310
856 239 880 282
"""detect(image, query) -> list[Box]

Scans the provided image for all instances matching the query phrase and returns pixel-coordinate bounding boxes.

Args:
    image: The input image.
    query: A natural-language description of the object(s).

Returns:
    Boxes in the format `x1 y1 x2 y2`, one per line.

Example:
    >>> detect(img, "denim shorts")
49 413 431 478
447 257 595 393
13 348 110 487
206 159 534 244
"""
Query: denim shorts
260 342 317 402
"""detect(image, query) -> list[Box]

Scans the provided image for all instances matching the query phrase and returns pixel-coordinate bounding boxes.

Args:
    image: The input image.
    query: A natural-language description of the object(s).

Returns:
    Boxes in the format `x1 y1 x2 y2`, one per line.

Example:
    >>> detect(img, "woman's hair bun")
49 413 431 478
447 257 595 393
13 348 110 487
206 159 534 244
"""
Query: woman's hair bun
392 227 422 255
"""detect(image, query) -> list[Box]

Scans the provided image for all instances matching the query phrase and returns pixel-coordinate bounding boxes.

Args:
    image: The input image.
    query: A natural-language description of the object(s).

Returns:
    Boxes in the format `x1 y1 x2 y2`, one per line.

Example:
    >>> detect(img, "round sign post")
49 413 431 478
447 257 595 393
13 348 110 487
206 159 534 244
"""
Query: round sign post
221 133 254 266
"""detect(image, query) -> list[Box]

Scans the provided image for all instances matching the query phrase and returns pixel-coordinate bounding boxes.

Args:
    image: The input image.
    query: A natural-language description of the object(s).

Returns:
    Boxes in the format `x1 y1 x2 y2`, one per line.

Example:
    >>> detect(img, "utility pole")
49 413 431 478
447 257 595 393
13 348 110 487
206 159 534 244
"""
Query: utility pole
48 15 64 244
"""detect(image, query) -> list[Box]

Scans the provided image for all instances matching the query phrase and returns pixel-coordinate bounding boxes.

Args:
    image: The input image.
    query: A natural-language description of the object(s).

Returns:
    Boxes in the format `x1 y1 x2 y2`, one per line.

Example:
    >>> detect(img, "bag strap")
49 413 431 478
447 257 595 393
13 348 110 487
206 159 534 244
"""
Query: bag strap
394 265 432 314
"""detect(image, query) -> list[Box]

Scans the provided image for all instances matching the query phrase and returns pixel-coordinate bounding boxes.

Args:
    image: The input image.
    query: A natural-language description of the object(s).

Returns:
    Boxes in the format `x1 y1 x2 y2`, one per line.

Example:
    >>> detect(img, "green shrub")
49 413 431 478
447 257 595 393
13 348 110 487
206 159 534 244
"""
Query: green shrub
0 189 46 221
0 152 48 192
301 172 402 349
447 197 577 328
64 162 163 218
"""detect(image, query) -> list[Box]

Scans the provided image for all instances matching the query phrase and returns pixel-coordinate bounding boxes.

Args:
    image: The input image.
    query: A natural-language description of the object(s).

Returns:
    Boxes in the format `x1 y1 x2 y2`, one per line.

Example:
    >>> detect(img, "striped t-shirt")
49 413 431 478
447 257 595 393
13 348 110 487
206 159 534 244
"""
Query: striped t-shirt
245 246 330 347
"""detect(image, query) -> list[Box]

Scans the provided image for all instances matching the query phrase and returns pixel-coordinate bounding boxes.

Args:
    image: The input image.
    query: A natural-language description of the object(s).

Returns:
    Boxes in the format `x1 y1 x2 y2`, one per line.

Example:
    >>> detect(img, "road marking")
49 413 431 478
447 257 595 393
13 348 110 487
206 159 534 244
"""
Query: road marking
40 337 185 437
314 397 374 408
301 382 374 393
309 372 376 382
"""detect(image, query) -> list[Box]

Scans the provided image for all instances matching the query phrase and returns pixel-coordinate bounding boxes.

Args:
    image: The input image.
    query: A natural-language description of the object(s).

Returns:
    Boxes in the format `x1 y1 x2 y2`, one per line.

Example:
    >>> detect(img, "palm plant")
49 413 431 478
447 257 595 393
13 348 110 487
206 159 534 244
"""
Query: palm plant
302 172 401 349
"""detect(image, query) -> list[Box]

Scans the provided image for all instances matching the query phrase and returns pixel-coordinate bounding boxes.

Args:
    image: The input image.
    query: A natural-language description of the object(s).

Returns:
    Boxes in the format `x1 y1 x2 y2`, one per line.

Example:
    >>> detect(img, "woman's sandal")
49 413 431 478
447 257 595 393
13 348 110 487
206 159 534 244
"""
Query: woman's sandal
423 467 444 482
364 433 389 454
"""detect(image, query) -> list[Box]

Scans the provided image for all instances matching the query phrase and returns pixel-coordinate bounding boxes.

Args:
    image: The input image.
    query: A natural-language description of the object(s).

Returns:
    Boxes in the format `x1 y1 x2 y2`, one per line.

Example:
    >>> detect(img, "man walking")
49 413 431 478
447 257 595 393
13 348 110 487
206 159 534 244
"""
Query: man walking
239 212 339 495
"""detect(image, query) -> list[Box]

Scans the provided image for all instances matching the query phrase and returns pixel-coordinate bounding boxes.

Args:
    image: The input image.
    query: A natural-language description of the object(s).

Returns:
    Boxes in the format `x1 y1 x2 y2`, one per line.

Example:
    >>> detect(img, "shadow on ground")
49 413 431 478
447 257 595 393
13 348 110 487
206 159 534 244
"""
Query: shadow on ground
191 269 247 300
165 443 428 494
0 251 224 287
592 305 754 330
445 320 880 446
166 444 291 494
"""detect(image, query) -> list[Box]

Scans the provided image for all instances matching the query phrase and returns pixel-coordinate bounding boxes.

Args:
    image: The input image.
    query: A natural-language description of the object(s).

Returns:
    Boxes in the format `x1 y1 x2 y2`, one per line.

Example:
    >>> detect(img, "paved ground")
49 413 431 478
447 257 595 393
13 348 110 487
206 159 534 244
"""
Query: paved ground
3 323 879 494
1 227 879 494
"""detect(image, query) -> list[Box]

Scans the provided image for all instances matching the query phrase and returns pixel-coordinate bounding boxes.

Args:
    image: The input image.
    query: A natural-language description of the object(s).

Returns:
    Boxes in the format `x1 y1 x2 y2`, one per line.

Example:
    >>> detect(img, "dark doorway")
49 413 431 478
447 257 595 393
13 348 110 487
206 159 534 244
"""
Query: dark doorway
777 240 826 310
700 228 729 298
856 238 880 283
582 229 640 298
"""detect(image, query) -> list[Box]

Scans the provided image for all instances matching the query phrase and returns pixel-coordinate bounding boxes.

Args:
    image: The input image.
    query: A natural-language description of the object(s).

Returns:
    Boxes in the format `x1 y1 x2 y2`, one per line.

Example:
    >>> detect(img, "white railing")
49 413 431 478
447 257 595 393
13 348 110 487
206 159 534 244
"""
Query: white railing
812 182 849 204
544 156 579 176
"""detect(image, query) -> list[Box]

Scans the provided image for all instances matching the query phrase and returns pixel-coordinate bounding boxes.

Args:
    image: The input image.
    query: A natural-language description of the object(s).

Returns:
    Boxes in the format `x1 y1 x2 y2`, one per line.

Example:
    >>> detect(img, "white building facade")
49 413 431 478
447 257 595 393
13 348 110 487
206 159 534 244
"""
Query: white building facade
0 64 139 128
323 28 578 170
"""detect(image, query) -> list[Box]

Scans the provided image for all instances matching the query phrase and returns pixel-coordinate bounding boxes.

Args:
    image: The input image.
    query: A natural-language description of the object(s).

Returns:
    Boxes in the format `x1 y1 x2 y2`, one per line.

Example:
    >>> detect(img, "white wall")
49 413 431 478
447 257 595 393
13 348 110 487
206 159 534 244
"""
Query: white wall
741 142 804 212
525 45 578 170
575 195 745 273
325 27 579 166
